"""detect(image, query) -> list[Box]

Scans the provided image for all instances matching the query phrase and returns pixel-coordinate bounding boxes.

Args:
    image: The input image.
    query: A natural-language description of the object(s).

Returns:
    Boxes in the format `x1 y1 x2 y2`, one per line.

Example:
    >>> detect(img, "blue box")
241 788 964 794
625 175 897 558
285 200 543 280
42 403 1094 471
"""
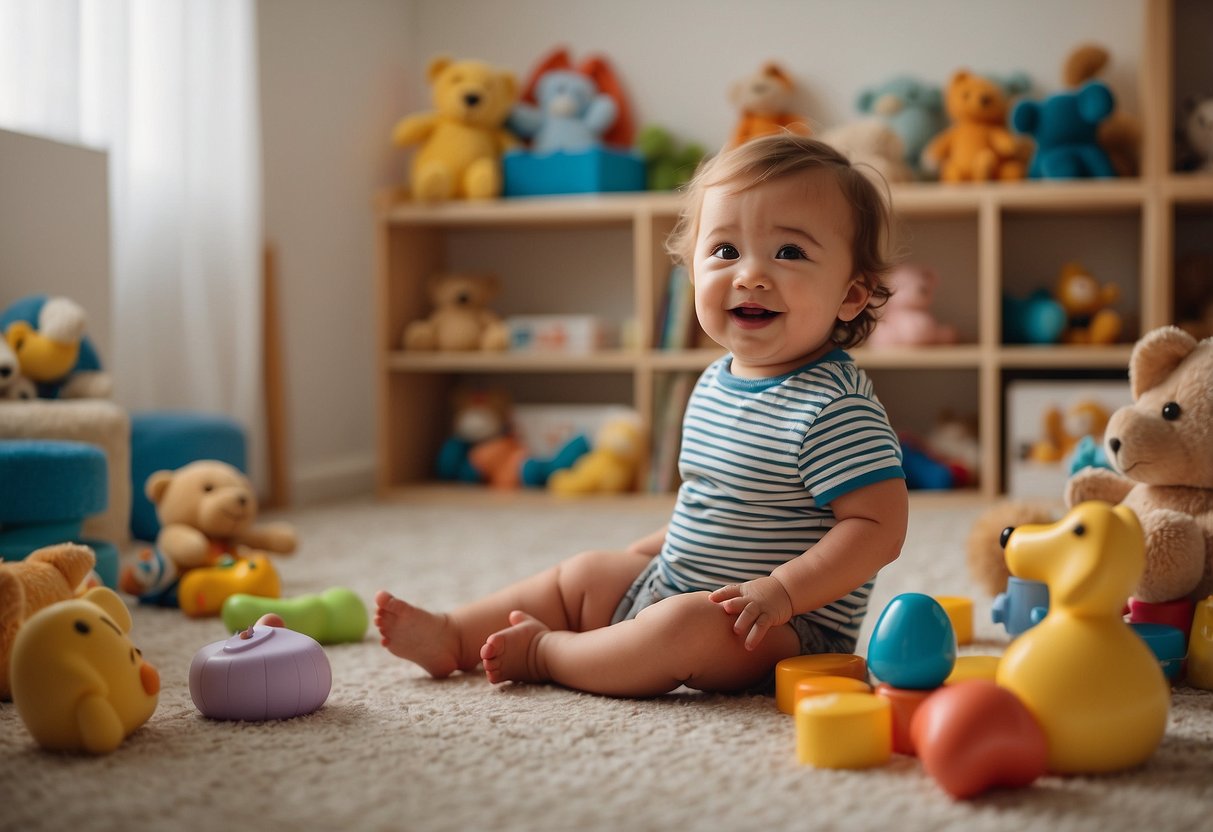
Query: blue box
503 148 646 197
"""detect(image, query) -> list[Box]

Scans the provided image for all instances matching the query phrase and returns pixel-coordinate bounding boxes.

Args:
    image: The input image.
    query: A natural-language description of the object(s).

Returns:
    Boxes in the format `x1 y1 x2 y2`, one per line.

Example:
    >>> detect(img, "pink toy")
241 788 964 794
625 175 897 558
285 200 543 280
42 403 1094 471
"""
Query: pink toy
867 264 959 349
189 624 331 721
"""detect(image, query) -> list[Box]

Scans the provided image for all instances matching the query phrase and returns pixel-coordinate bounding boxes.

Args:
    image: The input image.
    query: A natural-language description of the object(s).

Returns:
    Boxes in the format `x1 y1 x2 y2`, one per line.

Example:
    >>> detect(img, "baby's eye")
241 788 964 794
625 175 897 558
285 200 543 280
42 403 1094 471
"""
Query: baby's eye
711 244 739 260
775 245 807 260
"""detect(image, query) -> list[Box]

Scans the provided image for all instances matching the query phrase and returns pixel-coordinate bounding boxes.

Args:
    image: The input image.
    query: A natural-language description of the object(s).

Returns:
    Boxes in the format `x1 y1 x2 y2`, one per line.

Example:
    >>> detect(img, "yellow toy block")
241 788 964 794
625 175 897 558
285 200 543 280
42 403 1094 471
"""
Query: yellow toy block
1188 596 1213 691
796 692 892 769
933 595 974 645
794 675 871 710
944 654 1000 685
774 653 868 714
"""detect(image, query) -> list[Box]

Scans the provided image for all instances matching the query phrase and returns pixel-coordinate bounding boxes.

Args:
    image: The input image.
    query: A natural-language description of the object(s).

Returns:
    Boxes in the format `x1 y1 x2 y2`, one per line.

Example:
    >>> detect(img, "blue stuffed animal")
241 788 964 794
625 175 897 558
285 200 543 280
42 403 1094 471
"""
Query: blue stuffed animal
1012 80 1116 178
508 69 618 154
856 76 946 178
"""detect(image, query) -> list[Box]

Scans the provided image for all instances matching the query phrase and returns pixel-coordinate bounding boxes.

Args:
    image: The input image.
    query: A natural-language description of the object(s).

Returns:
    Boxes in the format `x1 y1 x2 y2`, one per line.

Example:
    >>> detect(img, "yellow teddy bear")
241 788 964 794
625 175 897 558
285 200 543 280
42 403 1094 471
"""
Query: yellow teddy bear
393 55 519 201
549 416 644 495
923 70 1027 182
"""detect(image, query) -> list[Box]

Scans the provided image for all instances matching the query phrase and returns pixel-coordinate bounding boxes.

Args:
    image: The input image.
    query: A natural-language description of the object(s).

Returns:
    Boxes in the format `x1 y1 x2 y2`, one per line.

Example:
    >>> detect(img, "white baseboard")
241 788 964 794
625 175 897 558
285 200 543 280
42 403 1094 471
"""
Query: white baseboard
291 452 376 505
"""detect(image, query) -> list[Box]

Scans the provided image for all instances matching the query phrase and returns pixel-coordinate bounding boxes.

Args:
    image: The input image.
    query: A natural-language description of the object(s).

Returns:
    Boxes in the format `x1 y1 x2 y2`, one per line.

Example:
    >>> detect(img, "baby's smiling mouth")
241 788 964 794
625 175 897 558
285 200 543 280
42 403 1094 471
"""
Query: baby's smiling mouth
729 304 779 322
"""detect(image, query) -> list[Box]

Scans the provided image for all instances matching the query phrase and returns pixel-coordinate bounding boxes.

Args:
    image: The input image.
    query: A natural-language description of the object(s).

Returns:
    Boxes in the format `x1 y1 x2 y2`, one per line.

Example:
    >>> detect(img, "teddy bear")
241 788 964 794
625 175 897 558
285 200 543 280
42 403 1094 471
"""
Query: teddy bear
508 49 627 154
866 264 958 348
726 61 811 149
1053 262 1121 344
1177 95 1213 172
549 416 644 495
0 542 96 700
1063 43 1141 176
1012 78 1117 179
819 119 912 184
923 70 1028 183
1026 399 1111 463
403 273 510 352
1 295 112 399
119 460 296 602
855 75 946 178
392 55 519 201
967 327 1213 606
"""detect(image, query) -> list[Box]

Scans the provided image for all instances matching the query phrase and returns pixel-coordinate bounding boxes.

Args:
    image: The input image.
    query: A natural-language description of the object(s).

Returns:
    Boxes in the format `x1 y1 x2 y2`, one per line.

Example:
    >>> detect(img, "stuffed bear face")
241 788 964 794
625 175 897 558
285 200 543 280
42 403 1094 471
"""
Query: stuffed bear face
730 62 794 116
147 460 260 539
428 273 499 312
535 70 598 118
428 56 517 129
1184 96 1213 161
944 71 1010 126
1104 330 1213 489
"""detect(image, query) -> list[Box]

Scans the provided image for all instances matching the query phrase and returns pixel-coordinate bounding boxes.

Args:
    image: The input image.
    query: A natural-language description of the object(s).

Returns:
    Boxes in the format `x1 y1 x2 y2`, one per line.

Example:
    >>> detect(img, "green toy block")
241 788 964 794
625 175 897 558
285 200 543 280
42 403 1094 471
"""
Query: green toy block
221 587 369 644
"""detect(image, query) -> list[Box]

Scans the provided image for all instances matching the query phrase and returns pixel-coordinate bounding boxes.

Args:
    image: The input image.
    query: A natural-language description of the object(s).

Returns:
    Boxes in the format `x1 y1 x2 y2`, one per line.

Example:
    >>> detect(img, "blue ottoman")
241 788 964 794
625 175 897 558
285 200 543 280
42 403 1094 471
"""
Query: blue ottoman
130 411 247 542
0 439 119 588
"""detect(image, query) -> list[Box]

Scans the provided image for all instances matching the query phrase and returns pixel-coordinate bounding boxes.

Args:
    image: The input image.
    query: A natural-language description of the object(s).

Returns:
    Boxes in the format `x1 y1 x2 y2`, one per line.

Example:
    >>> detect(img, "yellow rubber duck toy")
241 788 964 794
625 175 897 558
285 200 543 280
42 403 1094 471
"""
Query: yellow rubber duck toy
996 502 1169 774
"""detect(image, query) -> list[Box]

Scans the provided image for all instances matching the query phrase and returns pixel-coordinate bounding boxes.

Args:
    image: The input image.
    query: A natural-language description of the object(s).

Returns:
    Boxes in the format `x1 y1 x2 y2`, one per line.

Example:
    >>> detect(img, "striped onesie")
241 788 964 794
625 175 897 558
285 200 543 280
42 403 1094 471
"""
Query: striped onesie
618 349 904 645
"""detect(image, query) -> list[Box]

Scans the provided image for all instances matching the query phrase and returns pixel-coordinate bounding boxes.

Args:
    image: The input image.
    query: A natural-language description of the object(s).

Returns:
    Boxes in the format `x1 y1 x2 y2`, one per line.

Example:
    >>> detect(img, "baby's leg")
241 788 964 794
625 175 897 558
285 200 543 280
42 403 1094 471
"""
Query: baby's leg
481 591 802 697
375 548 652 677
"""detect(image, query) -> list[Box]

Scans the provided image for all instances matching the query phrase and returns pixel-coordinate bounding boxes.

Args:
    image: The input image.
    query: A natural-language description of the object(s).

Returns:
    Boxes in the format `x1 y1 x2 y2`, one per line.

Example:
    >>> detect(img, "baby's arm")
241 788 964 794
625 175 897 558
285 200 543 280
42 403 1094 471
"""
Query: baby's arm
710 478 908 650
626 524 668 557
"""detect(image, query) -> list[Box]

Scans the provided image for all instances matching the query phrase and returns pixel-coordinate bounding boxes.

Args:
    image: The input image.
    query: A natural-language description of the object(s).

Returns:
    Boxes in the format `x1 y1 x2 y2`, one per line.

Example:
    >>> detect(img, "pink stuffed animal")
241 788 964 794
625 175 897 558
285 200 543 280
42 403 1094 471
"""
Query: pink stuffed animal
868 264 958 348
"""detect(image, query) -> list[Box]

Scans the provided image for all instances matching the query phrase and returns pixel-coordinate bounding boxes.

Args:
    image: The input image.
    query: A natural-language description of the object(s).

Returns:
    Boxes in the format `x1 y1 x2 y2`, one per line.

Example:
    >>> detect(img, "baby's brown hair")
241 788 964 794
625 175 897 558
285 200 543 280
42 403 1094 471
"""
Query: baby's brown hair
666 133 893 349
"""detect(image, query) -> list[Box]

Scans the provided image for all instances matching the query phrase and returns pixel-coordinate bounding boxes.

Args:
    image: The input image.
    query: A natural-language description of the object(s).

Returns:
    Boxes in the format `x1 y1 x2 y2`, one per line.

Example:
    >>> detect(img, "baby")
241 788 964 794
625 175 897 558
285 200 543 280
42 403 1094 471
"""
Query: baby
377 134 908 696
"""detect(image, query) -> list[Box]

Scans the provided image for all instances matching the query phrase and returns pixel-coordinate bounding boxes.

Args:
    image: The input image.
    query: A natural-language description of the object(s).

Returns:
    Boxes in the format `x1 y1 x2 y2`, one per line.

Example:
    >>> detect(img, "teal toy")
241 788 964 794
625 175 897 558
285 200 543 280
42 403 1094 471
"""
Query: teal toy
221 587 368 644
867 592 957 690
855 75 945 178
1012 80 1117 179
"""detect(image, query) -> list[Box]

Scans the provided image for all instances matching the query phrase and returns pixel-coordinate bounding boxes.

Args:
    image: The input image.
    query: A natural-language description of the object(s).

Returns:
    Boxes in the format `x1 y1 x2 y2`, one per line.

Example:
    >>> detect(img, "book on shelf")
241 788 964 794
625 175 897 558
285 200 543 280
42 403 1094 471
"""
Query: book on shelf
648 371 695 493
657 265 696 350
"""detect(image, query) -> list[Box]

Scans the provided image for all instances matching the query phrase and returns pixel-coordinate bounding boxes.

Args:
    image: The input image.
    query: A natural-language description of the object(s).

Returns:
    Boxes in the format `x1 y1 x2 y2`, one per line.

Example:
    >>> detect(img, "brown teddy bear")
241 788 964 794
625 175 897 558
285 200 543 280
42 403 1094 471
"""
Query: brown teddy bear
392 55 519 201
727 61 812 149
403 273 510 352
0 542 96 700
968 327 1213 604
1063 43 1141 177
120 460 296 595
923 70 1027 182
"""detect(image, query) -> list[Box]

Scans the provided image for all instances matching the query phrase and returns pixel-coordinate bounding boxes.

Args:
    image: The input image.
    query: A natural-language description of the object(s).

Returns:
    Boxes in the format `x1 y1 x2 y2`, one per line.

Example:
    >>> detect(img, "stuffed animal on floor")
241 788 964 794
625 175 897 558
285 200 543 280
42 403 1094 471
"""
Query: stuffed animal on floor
549 416 644 495
867 264 958 348
120 460 296 605
508 48 633 154
0 295 112 399
0 337 35 401
1063 43 1141 176
727 62 811 149
856 75 946 179
0 543 96 700
403 273 510 352
11 586 159 753
967 327 1213 605
923 70 1027 183
819 119 912 184
1053 262 1121 345
391 55 519 201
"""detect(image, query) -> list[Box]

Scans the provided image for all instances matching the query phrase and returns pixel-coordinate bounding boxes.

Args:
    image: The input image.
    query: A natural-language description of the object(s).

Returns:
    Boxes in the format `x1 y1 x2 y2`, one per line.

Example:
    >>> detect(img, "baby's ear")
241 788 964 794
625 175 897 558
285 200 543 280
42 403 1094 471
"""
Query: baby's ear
838 278 872 321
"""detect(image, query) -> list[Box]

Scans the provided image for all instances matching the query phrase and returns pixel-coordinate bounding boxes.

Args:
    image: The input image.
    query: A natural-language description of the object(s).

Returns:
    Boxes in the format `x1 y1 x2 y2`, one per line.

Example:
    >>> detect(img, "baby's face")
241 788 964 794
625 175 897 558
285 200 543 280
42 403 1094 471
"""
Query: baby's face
691 169 868 378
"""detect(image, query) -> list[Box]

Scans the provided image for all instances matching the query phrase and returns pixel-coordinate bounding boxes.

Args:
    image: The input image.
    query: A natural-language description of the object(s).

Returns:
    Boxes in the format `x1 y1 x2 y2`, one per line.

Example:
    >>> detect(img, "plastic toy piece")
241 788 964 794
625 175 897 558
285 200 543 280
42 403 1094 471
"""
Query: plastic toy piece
1129 623 1186 681
911 680 1048 799
11 587 159 753
873 683 933 756
996 502 1170 774
867 593 956 690
178 554 280 618
190 624 331 721
222 588 369 645
793 675 871 711
795 692 891 769
991 576 1049 637
1126 596 1196 646
1187 596 1213 691
932 595 974 645
774 653 868 715
944 655 1001 686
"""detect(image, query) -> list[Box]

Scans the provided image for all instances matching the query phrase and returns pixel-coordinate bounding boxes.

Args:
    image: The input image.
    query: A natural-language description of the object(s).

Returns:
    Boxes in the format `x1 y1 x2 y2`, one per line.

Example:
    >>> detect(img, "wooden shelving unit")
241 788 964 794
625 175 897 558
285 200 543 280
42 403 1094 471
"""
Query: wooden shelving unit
375 0 1211 500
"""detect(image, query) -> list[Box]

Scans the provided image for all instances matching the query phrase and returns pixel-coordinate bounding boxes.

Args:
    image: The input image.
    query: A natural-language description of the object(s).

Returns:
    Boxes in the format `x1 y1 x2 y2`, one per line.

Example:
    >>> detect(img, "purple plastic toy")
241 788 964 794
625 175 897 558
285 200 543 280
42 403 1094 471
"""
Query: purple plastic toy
189 624 331 721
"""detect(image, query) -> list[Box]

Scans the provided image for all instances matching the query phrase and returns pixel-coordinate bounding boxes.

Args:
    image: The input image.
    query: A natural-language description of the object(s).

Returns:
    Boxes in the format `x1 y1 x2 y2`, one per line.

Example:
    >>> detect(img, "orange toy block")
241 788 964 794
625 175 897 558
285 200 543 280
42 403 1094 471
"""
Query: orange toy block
796 692 892 769
933 595 974 645
945 655 1000 685
794 675 871 710
874 683 934 756
774 653 868 714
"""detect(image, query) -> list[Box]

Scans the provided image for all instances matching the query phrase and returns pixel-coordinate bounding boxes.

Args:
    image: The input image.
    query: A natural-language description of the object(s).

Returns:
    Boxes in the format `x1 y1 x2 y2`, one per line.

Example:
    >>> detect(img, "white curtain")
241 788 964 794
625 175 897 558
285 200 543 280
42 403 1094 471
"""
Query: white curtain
0 0 265 487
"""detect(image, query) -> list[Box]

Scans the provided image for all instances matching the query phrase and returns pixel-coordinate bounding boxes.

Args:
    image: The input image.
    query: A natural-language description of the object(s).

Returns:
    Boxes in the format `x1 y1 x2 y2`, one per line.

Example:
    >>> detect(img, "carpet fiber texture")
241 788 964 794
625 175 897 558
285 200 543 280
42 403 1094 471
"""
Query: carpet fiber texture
3 494 1212 831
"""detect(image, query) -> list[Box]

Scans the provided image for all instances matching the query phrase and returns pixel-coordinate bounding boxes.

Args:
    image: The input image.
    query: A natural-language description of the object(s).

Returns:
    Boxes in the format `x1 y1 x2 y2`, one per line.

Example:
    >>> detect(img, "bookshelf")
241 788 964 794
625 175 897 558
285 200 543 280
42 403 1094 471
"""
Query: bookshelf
374 0 1211 500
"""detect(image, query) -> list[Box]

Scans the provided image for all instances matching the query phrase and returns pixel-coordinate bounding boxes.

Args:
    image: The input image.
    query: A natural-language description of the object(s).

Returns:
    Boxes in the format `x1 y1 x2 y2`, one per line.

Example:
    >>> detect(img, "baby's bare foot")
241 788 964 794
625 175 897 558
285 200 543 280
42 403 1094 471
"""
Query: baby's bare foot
374 590 462 678
480 610 550 685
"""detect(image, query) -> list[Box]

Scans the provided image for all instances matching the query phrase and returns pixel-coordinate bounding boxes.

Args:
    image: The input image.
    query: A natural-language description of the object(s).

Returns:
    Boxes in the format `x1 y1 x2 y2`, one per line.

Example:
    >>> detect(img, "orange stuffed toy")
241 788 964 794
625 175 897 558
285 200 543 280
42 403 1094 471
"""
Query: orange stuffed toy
727 62 811 148
923 70 1027 182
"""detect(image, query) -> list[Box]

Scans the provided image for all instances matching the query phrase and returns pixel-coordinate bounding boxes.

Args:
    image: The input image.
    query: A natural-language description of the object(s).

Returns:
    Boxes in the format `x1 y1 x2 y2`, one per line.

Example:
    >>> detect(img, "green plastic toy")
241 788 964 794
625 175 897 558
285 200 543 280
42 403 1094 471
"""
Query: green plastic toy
221 587 368 644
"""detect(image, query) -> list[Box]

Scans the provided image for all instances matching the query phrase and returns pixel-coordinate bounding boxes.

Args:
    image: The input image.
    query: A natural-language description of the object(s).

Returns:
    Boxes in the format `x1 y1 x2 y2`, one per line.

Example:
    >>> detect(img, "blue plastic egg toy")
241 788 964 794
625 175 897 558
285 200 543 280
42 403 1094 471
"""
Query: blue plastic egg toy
867 592 957 689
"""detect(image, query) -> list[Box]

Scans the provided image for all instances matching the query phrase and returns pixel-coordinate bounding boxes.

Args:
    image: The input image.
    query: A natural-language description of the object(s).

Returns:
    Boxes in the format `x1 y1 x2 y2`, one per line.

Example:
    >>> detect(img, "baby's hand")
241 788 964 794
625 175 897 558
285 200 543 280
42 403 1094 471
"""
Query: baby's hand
709 576 794 651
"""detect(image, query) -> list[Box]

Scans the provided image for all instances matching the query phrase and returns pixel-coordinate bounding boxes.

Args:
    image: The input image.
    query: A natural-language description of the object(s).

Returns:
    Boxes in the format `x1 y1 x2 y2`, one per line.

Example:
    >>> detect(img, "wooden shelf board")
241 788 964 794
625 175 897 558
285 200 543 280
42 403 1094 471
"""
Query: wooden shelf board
1165 174 1213 204
997 345 1134 369
380 190 683 226
386 349 642 373
852 345 984 369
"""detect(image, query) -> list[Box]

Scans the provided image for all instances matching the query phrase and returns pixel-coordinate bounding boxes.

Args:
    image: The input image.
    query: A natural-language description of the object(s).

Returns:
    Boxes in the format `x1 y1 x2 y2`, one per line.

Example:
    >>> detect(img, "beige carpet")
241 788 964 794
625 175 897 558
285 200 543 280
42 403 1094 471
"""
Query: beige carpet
3 493 1212 832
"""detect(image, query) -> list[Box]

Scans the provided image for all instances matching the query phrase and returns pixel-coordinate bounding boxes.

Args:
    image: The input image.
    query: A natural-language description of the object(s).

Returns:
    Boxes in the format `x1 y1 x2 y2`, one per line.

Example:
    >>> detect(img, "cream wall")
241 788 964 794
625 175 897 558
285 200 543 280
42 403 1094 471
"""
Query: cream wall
259 0 1146 502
